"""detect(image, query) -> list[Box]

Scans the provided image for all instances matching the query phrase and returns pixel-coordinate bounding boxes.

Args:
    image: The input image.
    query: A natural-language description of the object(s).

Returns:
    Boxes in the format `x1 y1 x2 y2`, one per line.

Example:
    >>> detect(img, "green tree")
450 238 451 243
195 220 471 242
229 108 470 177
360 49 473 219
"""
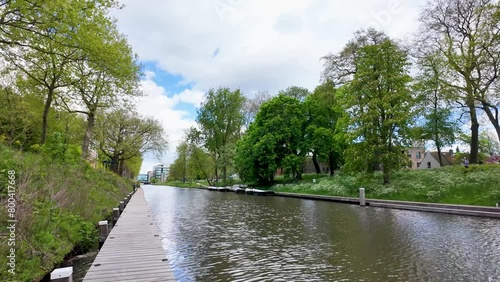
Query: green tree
62 31 141 160
169 142 189 182
278 86 310 101
187 145 215 184
329 31 415 184
304 81 345 175
235 94 307 183
195 87 245 182
414 55 458 166
1 0 125 145
417 0 500 163
95 109 167 176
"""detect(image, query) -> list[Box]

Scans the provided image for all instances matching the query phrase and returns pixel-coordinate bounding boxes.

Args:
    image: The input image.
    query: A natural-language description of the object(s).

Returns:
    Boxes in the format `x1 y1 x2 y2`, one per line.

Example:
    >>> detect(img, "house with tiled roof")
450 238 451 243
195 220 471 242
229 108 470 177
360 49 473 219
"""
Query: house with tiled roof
418 151 455 169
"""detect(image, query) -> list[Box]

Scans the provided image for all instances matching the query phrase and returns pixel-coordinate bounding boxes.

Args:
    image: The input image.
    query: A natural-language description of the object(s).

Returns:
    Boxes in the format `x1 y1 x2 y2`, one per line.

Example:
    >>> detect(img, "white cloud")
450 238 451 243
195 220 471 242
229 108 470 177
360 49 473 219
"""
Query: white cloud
136 76 197 173
173 89 205 108
114 0 426 96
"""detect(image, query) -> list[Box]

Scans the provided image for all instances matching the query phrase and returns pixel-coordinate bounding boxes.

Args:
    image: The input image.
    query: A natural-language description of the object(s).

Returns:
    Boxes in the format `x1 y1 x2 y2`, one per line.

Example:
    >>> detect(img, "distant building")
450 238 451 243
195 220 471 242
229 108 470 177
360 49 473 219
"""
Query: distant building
418 151 455 169
406 146 426 169
147 171 154 181
153 164 169 182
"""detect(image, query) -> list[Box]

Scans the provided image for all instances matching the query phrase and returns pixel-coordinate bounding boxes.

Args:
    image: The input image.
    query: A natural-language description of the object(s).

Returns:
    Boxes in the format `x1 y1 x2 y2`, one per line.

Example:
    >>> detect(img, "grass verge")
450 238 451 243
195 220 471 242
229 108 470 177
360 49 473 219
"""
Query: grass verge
271 165 500 206
0 145 133 281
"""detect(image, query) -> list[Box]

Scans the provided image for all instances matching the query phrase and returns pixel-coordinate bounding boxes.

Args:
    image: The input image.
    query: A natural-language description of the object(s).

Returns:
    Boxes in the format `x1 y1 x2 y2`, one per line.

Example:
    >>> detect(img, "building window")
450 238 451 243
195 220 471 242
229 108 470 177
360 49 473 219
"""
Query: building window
417 162 421 168
416 151 421 159
407 151 412 158
427 162 431 168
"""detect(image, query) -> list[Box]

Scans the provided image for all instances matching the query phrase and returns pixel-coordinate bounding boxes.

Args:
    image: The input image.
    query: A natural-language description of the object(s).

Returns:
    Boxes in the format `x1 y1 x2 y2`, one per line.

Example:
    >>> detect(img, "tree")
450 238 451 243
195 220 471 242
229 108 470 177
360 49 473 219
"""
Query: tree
415 54 458 166
479 131 500 156
95 109 167 176
278 86 310 101
304 81 345 175
326 31 415 184
235 94 307 183
417 0 500 163
168 142 189 182
187 145 215 184
195 87 245 182
243 90 271 129
0 0 125 145
62 29 141 160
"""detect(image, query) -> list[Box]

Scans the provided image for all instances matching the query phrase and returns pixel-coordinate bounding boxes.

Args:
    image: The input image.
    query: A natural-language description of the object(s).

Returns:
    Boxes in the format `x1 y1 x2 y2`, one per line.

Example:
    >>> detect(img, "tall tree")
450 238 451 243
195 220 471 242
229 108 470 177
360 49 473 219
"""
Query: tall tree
415 55 458 166
327 31 415 184
95 109 167 176
243 90 271 129
235 94 307 183
195 87 245 182
304 81 344 175
417 0 500 163
278 86 310 101
0 0 124 145
62 29 141 160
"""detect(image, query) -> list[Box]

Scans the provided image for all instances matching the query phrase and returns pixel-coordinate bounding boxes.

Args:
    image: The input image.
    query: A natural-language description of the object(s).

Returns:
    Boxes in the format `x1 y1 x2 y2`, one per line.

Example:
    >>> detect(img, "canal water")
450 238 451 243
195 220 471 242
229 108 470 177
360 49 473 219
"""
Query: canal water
143 186 500 282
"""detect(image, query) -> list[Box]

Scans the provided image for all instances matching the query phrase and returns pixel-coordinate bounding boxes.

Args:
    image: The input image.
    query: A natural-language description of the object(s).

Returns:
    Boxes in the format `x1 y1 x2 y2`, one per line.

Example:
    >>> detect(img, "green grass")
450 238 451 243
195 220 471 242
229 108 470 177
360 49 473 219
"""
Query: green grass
157 178 244 188
0 145 133 281
156 180 204 188
271 165 500 206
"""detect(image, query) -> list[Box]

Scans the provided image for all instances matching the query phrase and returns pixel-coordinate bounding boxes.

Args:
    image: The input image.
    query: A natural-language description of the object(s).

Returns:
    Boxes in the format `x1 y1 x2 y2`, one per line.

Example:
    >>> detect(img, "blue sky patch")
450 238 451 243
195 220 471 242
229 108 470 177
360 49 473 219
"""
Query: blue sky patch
142 61 194 94
212 48 220 58
141 61 198 117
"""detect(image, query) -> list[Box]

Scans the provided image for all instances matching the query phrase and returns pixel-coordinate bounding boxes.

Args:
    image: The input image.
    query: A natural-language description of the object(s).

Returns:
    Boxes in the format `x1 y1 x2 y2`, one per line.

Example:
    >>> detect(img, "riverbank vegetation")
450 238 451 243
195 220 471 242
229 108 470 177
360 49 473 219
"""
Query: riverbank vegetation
271 165 500 207
169 0 500 188
0 144 133 281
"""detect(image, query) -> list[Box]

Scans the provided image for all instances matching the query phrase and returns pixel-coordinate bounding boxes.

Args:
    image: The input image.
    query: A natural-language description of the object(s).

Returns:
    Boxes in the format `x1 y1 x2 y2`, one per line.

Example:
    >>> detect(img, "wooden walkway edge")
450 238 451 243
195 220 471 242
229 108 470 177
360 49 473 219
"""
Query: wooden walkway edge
83 188 176 281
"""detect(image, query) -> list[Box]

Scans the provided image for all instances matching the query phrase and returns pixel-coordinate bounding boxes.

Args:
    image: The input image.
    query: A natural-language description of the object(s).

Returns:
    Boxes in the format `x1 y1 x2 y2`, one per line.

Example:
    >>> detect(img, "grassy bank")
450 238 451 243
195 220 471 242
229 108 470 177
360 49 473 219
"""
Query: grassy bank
156 180 203 188
271 165 500 206
156 179 243 188
0 145 133 281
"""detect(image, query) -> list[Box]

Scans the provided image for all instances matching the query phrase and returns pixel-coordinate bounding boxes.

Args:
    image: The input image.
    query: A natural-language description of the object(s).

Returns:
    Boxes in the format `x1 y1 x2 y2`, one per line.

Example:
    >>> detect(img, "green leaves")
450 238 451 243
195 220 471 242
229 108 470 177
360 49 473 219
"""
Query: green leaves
196 87 245 181
327 31 416 184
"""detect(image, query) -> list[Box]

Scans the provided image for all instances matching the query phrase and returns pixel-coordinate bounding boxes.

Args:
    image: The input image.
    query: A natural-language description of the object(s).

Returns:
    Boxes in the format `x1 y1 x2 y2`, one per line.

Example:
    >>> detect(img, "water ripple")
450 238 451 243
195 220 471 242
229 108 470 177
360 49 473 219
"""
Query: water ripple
144 186 500 282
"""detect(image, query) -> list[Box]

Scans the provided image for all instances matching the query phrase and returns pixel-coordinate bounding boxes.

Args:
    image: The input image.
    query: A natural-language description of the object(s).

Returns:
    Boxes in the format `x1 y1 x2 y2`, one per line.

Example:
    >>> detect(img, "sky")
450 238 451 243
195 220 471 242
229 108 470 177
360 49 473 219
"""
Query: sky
112 0 428 174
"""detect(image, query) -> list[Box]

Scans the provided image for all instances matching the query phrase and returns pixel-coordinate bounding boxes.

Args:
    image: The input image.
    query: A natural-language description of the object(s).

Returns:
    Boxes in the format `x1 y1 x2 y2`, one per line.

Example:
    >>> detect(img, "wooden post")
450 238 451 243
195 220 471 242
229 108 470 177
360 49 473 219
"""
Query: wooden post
119 201 125 212
51 267 73 282
124 197 128 205
99 220 108 242
112 208 120 225
359 188 366 206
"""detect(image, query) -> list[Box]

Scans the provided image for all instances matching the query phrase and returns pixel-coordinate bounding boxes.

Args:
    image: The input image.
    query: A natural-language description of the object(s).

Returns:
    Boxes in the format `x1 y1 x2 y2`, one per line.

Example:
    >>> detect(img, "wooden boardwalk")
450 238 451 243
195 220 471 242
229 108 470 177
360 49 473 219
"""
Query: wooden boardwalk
83 188 176 282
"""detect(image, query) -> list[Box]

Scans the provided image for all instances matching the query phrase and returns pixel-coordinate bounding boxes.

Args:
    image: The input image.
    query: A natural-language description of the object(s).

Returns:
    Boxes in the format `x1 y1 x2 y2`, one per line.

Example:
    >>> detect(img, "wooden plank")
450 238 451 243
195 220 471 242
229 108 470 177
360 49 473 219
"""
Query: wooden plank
83 188 175 282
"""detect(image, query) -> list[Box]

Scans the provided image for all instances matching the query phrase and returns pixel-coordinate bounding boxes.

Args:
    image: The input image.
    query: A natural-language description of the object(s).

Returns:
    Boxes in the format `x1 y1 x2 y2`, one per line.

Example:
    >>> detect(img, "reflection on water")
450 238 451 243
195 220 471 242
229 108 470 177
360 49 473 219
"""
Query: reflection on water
144 186 500 282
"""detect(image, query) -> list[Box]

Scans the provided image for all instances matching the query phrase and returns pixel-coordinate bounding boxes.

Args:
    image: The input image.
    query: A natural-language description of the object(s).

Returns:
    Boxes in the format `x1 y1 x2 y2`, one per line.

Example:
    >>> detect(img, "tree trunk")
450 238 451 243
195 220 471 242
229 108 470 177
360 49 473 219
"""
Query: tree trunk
41 88 55 145
111 156 120 174
383 167 390 185
81 112 96 159
223 166 227 182
481 101 500 143
312 153 321 174
118 159 125 177
436 145 443 167
328 153 335 176
214 167 218 184
468 102 480 164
